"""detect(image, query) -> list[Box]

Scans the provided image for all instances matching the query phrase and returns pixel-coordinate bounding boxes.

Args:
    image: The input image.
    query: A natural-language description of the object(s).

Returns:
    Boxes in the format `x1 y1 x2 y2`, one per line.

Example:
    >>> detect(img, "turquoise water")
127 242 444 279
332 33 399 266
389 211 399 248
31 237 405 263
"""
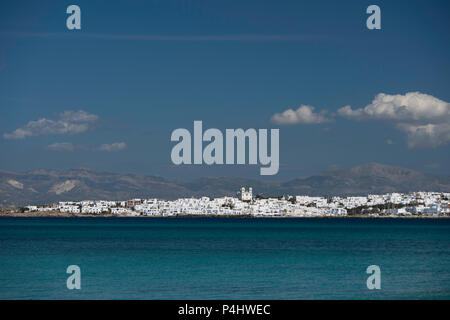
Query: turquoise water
0 217 449 299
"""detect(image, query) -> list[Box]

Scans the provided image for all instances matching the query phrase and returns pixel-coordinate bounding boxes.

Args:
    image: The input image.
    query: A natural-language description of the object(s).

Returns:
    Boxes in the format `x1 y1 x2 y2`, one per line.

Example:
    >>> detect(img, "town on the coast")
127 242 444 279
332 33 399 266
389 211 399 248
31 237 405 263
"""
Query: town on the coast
17 188 450 217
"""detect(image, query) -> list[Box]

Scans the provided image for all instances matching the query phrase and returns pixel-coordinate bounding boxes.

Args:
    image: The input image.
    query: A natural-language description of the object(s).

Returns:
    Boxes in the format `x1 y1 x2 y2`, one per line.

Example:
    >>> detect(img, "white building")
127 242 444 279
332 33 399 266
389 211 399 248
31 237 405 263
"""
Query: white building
240 187 253 202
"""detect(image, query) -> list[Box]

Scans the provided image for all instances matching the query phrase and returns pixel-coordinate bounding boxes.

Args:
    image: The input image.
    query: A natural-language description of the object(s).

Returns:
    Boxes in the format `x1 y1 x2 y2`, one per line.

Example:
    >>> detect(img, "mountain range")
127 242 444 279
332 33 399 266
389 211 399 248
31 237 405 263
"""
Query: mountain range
1 163 449 205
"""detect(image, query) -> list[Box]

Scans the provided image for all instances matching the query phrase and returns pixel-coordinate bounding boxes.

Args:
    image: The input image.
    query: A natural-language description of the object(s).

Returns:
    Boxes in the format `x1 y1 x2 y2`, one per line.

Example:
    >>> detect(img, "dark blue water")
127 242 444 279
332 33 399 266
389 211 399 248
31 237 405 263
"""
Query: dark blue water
0 217 449 299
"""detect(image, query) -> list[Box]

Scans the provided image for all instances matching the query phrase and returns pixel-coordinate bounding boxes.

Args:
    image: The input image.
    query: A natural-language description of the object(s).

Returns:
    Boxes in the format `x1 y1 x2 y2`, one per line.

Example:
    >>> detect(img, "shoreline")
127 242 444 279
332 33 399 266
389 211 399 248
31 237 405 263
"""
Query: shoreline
0 212 448 219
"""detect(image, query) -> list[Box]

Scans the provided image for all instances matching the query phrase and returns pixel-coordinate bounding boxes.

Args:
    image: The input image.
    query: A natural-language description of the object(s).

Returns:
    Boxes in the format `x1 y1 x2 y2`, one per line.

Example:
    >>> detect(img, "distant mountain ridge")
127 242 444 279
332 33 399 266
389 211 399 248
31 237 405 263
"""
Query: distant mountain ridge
1 163 449 205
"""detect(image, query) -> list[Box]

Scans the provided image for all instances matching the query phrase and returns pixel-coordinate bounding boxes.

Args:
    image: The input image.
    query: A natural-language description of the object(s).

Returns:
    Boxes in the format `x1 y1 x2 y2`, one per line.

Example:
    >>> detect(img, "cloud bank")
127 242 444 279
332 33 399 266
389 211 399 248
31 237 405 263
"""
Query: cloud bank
269 92 449 148
338 92 450 148
271 105 332 125
3 110 98 140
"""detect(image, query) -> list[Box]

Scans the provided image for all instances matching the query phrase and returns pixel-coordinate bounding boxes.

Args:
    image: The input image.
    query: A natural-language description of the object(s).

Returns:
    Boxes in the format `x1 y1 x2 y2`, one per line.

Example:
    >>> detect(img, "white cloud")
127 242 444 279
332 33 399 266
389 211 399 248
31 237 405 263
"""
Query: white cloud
337 92 449 122
46 142 75 151
337 105 362 119
397 122 450 149
98 142 126 152
59 110 98 123
3 110 98 140
46 141 128 152
271 105 332 125
337 92 450 148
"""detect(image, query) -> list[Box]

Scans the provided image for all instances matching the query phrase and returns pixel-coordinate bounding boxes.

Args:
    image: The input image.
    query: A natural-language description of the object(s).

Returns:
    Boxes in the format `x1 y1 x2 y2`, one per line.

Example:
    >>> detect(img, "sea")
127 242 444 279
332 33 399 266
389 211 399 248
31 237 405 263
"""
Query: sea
0 217 449 299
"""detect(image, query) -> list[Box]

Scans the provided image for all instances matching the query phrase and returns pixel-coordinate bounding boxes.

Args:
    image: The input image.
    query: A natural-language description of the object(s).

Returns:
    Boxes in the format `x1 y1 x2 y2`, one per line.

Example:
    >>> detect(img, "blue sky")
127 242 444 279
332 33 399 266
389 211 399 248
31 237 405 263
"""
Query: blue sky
0 0 449 180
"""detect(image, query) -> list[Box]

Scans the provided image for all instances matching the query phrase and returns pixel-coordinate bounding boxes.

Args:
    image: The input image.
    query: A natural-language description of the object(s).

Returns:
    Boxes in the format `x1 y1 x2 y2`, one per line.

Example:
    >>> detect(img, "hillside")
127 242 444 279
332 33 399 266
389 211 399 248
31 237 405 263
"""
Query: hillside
1 163 448 205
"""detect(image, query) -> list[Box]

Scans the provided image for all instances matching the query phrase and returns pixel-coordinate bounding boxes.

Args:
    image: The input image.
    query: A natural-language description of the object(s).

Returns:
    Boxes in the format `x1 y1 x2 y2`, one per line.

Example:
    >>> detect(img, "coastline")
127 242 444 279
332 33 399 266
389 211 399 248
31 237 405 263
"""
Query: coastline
0 211 448 219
